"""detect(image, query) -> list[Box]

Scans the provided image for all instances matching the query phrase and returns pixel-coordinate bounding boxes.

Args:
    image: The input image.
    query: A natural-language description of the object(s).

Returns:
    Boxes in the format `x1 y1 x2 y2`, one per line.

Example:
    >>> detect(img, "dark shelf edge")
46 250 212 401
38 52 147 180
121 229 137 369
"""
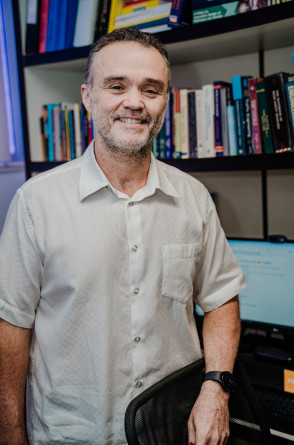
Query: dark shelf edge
28 152 294 175
23 3 294 67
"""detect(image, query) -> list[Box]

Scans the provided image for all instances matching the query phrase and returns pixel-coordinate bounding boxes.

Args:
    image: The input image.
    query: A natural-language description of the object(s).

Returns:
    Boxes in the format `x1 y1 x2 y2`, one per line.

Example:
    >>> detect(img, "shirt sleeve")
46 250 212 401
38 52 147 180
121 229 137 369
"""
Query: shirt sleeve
194 191 246 312
0 189 42 328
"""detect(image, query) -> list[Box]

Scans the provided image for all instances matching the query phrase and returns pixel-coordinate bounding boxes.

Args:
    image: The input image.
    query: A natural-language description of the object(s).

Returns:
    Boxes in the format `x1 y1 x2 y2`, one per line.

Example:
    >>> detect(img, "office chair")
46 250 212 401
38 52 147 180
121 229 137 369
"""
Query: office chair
125 357 273 445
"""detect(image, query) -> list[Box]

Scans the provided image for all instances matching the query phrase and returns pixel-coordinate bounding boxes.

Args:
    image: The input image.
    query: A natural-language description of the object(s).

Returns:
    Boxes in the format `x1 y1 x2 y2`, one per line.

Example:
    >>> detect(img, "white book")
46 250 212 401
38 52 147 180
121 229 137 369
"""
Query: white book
73 0 99 47
180 88 189 159
202 84 215 158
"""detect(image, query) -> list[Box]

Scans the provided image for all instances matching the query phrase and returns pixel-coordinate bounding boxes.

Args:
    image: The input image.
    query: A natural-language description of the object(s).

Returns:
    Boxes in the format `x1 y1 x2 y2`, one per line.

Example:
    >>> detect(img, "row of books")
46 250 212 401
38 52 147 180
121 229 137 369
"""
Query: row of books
25 0 108 54
40 103 94 162
153 71 294 160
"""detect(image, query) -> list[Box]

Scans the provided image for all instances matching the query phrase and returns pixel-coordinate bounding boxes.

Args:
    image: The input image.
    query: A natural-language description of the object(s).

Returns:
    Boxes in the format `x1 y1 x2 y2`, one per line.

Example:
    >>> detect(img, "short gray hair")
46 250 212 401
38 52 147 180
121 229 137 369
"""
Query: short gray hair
84 28 171 90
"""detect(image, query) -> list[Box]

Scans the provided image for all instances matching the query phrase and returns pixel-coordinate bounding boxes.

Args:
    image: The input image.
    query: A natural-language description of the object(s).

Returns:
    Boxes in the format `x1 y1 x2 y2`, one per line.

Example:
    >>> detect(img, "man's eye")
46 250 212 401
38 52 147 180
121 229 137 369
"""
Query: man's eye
144 89 158 95
111 85 123 90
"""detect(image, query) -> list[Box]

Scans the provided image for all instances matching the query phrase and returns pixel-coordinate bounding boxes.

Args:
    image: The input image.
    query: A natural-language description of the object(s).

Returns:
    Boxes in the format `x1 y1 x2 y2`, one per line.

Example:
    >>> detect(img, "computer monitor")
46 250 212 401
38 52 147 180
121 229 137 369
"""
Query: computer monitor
195 239 294 336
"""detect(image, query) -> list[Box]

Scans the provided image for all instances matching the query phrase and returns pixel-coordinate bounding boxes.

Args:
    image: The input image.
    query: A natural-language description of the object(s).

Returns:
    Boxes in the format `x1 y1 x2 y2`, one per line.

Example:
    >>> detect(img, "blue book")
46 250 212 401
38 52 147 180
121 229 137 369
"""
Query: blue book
188 90 197 158
285 81 294 137
46 0 59 52
46 104 59 161
55 0 69 51
242 76 254 154
226 85 238 156
169 0 191 28
231 75 246 155
165 92 172 159
213 81 231 156
65 0 79 48
68 110 76 159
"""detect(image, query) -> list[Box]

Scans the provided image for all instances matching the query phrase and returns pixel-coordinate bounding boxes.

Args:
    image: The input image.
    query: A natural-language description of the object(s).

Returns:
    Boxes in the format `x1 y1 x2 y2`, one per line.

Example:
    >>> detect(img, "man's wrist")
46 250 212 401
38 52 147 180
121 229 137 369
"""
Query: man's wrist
202 370 236 393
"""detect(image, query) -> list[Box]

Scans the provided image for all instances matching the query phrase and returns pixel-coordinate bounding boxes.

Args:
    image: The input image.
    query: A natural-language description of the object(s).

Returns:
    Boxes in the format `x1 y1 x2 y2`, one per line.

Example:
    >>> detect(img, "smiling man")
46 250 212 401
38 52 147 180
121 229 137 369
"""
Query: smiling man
0 29 245 445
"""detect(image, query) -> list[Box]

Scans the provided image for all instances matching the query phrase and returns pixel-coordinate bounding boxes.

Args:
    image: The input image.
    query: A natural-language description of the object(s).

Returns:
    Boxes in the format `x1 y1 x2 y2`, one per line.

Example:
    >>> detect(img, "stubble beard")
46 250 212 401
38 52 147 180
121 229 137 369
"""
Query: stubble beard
90 101 167 162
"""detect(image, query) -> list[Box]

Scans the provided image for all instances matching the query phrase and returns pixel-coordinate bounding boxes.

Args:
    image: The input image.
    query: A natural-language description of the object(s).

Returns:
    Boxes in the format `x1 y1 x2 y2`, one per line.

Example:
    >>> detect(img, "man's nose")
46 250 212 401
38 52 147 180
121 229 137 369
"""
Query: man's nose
122 88 144 109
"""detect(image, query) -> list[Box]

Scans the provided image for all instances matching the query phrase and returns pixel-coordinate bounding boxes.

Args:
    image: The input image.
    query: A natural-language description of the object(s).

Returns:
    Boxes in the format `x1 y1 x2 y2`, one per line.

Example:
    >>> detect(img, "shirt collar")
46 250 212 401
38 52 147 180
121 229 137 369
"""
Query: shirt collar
79 142 180 201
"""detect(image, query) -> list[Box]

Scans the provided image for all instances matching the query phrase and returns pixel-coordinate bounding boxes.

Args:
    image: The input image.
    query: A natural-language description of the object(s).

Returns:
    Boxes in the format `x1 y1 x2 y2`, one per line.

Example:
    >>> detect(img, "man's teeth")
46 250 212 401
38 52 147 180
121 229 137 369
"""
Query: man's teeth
120 118 143 124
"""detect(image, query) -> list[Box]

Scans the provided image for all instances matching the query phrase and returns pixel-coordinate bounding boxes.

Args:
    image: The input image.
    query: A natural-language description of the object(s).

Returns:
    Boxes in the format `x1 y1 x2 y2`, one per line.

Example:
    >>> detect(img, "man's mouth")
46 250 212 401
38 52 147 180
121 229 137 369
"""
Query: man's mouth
119 118 145 124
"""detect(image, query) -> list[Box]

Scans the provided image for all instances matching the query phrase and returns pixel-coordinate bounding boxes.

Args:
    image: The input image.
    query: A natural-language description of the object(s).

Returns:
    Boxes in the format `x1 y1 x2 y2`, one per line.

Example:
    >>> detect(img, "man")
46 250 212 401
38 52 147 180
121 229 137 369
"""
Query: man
0 29 245 445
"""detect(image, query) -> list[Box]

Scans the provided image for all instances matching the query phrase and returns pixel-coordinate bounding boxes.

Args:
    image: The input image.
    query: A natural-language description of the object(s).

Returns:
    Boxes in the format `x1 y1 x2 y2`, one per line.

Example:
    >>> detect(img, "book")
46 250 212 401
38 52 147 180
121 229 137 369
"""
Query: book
40 105 48 160
55 0 69 51
114 2 171 27
285 80 294 137
202 84 215 158
226 85 238 156
25 0 41 54
188 90 197 158
165 92 172 159
180 88 189 158
220 87 229 156
231 75 246 155
255 79 274 154
248 77 263 154
169 0 191 28
191 0 237 8
195 89 205 158
73 0 100 47
65 0 79 48
192 1 253 24
121 0 161 15
213 81 230 156
242 76 254 154
52 106 62 161
264 72 293 152
172 88 182 158
46 104 60 161
96 0 111 37
46 0 59 52
38 0 49 53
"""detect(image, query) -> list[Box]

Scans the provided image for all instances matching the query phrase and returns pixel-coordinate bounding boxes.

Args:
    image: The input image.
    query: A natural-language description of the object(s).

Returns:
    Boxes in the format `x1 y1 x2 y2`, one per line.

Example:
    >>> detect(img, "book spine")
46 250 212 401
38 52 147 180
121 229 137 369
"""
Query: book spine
46 0 59 52
196 89 205 158
165 94 172 159
220 88 229 156
214 84 224 156
192 2 244 24
38 0 50 53
169 0 190 28
158 125 166 159
285 82 294 137
242 76 254 154
55 0 69 51
65 0 79 48
52 105 62 161
232 75 246 155
248 78 263 154
25 0 40 54
226 84 238 156
202 84 215 158
188 91 197 158
180 89 189 158
255 80 274 153
173 90 182 158
68 110 75 159
264 73 293 152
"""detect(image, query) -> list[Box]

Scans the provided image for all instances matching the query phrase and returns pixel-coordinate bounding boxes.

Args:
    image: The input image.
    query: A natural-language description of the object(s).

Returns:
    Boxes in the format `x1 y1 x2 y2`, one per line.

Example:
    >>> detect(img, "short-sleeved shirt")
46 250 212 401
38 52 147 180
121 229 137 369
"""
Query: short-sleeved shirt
0 142 246 444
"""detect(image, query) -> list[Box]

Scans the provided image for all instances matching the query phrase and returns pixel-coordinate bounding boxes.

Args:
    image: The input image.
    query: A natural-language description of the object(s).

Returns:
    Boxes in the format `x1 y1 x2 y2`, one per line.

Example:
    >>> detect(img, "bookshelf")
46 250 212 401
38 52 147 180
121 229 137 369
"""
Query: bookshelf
13 0 294 240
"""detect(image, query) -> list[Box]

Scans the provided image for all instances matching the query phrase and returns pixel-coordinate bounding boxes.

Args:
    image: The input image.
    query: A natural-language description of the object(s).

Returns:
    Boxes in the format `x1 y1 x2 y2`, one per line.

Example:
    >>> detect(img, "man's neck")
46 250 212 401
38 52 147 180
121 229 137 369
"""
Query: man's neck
94 142 152 198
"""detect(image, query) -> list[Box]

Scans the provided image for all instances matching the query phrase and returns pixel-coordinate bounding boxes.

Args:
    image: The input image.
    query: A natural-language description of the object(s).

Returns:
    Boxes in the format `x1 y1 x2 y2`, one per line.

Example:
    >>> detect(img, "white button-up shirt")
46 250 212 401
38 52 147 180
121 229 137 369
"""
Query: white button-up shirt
0 142 246 444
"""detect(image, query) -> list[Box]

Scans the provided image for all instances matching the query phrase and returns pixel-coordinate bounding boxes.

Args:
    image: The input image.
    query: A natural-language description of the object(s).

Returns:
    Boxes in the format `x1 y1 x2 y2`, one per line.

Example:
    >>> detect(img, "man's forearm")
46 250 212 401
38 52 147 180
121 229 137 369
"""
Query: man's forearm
202 295 241 373
0 319 31 445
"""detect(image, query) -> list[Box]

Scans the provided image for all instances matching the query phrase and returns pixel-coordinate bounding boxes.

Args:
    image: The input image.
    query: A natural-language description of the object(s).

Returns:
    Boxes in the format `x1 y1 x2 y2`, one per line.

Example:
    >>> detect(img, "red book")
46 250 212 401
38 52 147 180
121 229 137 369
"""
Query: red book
38 0 50 53
249 77 263 154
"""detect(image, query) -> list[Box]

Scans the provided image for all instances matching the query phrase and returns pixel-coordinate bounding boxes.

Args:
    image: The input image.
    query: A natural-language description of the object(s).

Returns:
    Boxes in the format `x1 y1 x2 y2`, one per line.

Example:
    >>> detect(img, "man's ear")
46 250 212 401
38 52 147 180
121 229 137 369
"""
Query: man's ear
81 84 91 113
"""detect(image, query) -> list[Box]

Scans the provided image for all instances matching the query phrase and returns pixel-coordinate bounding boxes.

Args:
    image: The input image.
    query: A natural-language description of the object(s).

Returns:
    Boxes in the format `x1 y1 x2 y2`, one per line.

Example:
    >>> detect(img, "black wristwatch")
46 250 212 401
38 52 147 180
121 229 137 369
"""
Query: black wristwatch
203 371 236 393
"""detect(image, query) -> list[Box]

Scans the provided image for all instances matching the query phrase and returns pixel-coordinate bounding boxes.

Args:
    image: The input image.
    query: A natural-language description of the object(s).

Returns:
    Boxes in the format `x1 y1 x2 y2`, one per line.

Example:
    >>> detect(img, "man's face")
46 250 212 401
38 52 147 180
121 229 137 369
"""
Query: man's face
81 41 169 159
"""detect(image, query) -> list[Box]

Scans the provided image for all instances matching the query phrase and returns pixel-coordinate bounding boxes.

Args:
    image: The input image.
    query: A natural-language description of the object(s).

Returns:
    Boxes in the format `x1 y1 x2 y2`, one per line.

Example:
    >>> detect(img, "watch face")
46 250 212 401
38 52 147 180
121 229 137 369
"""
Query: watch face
222 372 236 393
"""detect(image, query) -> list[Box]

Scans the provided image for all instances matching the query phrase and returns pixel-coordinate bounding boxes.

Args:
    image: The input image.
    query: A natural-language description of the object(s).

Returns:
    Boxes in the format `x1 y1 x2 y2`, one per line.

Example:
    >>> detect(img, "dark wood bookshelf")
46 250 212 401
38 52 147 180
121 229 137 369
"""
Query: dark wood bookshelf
28 152 294 176
22 2 294 67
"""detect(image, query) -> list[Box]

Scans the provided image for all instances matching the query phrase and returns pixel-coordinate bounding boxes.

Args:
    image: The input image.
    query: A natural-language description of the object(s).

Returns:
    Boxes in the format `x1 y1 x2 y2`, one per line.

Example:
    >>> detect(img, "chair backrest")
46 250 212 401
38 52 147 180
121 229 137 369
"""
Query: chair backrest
124 358 273 445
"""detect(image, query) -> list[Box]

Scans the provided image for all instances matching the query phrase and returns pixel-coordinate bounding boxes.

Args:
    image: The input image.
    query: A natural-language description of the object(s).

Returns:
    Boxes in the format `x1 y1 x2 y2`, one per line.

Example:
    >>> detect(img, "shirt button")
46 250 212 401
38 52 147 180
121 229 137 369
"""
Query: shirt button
134 337 141 342
135 381 143 388
129 201 134 206
132 245 138 252
133 288 139 294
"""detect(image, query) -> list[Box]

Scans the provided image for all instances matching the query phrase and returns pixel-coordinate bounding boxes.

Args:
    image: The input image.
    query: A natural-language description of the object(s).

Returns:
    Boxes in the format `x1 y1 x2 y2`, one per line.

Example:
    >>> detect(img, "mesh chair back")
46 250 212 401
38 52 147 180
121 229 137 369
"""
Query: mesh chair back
125 358 273 445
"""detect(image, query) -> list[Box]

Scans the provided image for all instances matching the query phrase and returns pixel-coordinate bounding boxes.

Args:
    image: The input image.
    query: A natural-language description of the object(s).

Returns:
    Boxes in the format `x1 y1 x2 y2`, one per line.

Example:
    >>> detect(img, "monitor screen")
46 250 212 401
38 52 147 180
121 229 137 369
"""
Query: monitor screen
195 239 294 333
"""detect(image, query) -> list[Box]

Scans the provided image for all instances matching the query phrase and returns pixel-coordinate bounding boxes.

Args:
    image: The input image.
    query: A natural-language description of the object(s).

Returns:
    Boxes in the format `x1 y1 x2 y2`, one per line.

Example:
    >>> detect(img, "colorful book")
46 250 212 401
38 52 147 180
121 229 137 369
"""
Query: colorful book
114 2 171 27
213 81 230 156
121 0 161 15
55 0 69 51
255 79 274 154
202 84 215 158
220 87 229 156
180 88 189 158
46 0 59 52
248 77 263 154
65 0 79 48
195 89 205 158
38 0 50 53
242 76 254 154
46 104 60 161
192 1 253 24
165 92 172 159
232 75 246 155
188 90 197 158
264 72 293 152
285 80 294 137
172 88 182 158
169 0 191 28
226 85 238 156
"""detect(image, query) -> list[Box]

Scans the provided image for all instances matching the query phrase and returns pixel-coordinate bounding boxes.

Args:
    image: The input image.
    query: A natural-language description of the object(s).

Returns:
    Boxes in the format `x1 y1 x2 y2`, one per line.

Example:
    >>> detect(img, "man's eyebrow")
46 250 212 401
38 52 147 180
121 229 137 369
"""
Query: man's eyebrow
102 76 125 85
102 76 166 90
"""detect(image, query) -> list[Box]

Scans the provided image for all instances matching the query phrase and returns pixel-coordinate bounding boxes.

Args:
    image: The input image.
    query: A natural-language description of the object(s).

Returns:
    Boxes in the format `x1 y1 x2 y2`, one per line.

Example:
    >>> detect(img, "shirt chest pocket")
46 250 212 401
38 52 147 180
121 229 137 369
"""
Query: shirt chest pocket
162 244 199 305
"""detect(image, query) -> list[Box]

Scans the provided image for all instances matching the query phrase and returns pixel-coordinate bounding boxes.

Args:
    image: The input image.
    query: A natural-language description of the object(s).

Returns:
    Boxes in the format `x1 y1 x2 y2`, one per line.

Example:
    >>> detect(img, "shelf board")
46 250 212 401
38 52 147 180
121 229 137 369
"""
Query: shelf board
23 3 294 68
28 152 294 175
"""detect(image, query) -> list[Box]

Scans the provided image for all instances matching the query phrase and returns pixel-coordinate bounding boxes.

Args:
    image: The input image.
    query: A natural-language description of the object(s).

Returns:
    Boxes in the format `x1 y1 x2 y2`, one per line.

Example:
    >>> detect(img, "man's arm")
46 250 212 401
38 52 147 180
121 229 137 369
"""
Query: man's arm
188 296 240 445
0 318 31 445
